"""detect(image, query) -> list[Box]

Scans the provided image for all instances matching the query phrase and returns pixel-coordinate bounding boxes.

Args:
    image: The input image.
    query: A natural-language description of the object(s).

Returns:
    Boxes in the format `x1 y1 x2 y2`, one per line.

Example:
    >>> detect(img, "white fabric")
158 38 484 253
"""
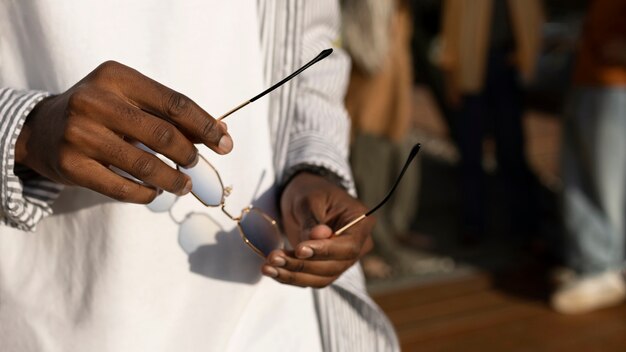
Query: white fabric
0 1 321 351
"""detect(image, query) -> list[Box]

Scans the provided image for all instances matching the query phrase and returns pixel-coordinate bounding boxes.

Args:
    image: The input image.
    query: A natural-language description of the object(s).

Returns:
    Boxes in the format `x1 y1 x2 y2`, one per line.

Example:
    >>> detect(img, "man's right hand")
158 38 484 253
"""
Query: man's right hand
15 61 233 204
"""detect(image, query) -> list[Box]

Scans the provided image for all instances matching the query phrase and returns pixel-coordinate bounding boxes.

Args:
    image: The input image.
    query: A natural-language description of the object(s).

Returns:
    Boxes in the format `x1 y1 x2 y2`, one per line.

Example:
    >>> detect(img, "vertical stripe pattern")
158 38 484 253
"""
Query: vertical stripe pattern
0 88 61 231
259 1 399 351
261 0 356 195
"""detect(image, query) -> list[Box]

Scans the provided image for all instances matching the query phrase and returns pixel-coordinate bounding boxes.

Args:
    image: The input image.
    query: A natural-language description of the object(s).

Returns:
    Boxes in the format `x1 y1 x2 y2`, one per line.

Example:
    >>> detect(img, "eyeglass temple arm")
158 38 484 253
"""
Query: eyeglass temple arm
217 48 333 121
335 143 421 236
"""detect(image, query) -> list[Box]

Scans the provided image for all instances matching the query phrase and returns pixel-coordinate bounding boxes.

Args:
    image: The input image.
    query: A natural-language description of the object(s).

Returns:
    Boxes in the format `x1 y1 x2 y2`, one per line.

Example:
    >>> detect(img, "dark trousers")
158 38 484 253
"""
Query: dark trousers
455 49 537 237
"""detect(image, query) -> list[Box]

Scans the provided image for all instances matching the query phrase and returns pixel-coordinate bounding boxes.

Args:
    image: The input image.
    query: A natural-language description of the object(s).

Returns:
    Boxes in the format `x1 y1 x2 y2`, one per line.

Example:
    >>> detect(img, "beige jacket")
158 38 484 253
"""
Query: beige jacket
343 0 414 142
439 0 544 93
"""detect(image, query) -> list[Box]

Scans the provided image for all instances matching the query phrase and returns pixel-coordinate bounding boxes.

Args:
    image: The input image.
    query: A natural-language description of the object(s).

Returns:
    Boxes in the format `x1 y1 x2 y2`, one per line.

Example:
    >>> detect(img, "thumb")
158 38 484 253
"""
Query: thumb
308 224 333 240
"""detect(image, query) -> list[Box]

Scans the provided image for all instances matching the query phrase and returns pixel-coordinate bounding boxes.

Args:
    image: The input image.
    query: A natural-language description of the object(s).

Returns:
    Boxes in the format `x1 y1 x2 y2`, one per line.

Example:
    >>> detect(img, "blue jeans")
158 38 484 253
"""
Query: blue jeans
561 87 626 275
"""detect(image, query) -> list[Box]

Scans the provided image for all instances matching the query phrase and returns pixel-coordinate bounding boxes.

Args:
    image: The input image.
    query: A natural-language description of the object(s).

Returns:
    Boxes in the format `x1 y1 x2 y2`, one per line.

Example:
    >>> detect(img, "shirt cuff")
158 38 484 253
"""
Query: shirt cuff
282 132 356 197
0 88 62 231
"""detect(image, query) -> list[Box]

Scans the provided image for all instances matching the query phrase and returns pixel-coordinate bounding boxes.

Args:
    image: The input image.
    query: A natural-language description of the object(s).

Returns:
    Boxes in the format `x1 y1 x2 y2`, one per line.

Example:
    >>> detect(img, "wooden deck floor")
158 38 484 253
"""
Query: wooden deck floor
369 86 626 351
372 271 626 352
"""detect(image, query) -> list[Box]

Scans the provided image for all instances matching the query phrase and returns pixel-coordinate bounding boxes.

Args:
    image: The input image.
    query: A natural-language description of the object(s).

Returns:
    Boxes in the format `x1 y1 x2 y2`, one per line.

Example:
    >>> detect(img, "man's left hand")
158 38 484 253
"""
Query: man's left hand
262 172 374 288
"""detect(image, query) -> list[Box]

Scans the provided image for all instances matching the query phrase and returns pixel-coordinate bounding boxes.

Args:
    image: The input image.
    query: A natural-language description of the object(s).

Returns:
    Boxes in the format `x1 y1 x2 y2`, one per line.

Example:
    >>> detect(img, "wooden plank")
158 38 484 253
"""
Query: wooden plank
372 274 492 311
399 302 546 350
552 323 626 352
414 303 626 352
387 290 512 328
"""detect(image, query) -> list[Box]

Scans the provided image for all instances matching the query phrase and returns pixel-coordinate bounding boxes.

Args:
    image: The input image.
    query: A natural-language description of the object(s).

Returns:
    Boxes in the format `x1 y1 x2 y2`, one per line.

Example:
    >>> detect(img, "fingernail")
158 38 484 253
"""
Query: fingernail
264 266 278 278
181 178 193 195
297 246 314 259
188 152 199 168
272 256 286 267
218 135 233 153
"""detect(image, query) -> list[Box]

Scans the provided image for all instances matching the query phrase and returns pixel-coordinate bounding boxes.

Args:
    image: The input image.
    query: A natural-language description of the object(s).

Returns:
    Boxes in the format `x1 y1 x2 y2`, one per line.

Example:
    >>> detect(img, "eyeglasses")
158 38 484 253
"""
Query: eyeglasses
174 142 421 258
147 48 334 258
151 48 421 258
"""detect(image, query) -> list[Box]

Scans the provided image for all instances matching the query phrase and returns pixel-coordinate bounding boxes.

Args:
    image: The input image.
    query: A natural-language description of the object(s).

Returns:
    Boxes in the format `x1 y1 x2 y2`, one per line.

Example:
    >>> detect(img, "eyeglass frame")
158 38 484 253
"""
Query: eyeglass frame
164 48 421 257
178 154 282 258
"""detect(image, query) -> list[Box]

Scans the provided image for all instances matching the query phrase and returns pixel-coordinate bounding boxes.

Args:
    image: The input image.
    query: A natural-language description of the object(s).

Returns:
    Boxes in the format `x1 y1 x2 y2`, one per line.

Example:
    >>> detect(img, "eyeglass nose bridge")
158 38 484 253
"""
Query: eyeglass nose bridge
220 204 241 221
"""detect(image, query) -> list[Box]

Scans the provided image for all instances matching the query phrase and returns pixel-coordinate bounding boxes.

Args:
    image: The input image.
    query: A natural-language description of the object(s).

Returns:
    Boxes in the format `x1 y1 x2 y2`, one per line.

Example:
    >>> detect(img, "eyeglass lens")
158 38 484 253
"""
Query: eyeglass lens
238 208 282 257
178 157 224 206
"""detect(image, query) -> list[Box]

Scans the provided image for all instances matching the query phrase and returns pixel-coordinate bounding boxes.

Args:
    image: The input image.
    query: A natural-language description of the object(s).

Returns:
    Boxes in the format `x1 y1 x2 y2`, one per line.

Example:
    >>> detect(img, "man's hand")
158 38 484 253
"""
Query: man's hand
15 61 233 203
262 172 374 288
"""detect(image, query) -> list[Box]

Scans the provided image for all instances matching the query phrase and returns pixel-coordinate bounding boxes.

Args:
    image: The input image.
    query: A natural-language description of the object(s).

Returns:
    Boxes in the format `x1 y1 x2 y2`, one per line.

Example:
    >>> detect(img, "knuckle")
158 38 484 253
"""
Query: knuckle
64 123 84 143
103 141 127 164
98 60 121 71
131 155 157 179
56 152 77 176
151 122 176 147
292 261 306 273
200 119 220 142
91 60 123 82
280 272 295 285
164 92 190 119
171 173 188 192
115 102 140 122
97 60 122 75
318 245 331 259
66 90 90 112
108 182 132 201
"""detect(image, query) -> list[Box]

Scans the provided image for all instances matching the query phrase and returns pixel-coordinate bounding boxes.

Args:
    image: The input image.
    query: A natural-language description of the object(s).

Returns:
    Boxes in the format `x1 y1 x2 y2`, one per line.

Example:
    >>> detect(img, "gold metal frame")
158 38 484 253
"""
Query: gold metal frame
178 155 283 258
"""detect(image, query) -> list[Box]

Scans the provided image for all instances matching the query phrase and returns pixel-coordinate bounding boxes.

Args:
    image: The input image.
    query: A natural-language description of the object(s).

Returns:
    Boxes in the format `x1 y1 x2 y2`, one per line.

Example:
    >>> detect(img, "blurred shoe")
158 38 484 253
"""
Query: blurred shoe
551 270 626 315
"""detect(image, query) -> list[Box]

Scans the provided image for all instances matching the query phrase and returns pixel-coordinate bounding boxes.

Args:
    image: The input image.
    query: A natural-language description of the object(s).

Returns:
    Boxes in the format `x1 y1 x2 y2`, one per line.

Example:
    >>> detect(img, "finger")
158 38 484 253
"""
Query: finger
100 97 199 167
67 152 158 203
291 224 333 258
265 251 353 277
294 234 366 261
308 224 333 240
300 213 375 260
89 132 192 196
261 266 338 289
99 61 233 154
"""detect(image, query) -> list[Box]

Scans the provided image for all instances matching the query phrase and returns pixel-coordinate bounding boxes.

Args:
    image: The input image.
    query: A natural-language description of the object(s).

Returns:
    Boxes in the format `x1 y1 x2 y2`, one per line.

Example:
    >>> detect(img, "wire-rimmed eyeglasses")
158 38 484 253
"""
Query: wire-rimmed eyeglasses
157 49 421 258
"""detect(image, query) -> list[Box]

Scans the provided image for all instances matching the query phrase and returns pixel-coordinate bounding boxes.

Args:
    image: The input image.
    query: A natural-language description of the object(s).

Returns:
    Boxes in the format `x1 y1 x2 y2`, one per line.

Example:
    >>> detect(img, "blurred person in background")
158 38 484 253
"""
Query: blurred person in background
437 0 544 244
551 0 626 315
342 0 421 278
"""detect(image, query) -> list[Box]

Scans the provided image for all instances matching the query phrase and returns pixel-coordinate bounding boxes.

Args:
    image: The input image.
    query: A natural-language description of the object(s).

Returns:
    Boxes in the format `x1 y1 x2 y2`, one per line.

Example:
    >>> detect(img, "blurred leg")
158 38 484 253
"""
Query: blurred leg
552 88 626 314
561 88 626 275
456 94 486 239
486 49 538 236
351 133 397 259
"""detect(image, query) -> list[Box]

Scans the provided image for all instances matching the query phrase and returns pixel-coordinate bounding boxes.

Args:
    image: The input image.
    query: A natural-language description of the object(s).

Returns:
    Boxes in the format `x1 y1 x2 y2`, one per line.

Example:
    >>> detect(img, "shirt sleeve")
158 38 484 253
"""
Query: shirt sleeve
282 1 356 195
0 87 63 231
315 265 401 352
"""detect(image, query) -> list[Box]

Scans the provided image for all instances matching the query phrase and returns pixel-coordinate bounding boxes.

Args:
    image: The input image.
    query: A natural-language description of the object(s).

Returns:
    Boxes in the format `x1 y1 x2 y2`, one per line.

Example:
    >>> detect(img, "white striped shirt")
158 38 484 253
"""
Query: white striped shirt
0 1 399 350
